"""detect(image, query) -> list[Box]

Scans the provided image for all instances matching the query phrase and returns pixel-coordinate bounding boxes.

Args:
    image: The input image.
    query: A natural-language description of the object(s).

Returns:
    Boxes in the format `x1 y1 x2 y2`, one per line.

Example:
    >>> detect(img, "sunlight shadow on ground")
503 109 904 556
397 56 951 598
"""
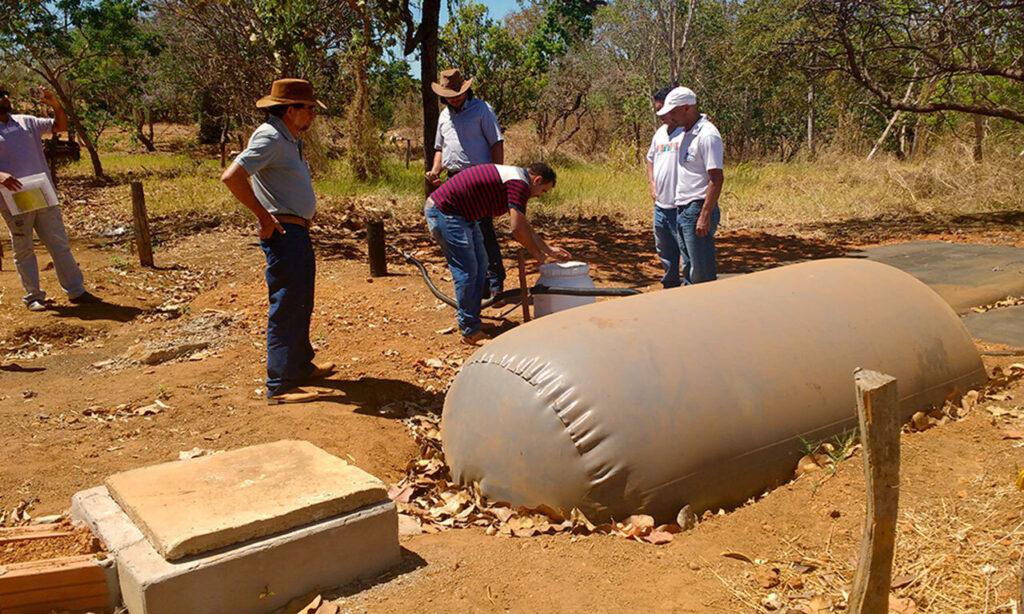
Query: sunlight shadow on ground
323 546 427 600
314 376 443 417
49 301 144 323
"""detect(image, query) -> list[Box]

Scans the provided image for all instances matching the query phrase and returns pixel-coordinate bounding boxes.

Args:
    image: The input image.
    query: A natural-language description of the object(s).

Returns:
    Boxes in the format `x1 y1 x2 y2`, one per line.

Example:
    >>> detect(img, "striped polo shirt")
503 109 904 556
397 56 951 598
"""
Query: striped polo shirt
431 164 530 222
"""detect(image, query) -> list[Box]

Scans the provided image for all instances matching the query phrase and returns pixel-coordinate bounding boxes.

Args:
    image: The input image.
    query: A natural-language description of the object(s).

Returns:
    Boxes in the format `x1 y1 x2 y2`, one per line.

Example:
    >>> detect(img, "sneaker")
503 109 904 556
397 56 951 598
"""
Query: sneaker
26 300 46 312
69 291 102 305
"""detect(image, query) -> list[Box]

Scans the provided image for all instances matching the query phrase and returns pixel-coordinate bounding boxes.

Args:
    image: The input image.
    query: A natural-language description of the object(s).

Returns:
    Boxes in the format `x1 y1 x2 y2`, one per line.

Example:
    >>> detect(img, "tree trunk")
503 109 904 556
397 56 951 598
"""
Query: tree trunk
32 60 104 177
973 114 984 162
676 0 697 81
198 90 223 145
134 107 155 152
420 0 441 197
346 0 383 180
806 81 815 157
868 77 916 161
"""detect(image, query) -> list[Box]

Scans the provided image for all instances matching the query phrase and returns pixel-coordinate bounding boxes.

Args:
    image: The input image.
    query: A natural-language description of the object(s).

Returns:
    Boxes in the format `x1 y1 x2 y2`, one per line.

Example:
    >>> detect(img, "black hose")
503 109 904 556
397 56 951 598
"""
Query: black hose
387 244 459 307
387 244 641 309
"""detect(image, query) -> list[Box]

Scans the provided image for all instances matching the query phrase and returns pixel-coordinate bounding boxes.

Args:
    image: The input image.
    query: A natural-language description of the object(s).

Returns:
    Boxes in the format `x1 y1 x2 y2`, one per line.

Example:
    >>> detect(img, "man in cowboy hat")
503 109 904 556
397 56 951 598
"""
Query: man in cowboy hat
425 68 507 300
221 78 335 405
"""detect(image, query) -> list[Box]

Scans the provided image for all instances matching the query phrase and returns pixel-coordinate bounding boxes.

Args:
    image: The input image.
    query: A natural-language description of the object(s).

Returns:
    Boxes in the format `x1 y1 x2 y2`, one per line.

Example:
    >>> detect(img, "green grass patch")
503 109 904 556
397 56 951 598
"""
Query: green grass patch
532 163 650 220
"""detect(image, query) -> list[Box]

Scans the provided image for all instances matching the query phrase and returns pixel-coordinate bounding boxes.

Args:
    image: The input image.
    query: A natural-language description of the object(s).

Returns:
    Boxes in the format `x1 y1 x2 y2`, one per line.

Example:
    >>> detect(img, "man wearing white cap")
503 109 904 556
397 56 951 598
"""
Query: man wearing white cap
646 86 685 288
656 86 724 284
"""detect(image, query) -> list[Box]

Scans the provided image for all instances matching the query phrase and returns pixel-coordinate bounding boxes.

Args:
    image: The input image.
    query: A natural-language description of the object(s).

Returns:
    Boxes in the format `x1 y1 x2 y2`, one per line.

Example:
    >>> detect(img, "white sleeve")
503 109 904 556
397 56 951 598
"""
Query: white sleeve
702 132 724 171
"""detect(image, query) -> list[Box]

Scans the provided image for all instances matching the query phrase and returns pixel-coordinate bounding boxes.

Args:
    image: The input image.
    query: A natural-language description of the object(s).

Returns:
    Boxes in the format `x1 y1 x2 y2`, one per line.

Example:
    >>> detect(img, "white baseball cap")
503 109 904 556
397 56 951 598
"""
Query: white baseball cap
656 87 697 116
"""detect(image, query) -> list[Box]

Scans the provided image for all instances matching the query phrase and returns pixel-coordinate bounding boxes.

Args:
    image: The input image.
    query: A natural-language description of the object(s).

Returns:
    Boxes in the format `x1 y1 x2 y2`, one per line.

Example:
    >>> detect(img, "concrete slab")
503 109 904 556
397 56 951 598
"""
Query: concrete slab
104 440 387 561
853 242 1024 312
962 304 1024 348
72 486 400 614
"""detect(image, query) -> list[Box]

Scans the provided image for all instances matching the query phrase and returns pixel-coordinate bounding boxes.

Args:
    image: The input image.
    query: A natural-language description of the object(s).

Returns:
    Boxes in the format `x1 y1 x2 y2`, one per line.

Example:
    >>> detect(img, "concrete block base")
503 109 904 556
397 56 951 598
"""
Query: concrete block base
72 486 400 614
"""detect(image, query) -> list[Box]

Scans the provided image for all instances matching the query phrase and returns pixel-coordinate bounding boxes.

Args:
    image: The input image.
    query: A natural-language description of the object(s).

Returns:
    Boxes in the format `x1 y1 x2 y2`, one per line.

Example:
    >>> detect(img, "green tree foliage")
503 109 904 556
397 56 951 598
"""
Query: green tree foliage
152 0 363 138
790 0 1024 125
438 0 538 124
524 0 604 73
1 0 162 176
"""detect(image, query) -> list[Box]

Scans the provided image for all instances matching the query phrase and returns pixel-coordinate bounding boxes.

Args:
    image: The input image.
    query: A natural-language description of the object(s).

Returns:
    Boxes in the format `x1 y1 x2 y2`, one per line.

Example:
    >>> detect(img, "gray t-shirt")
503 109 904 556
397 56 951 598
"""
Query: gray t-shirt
0 114 54 183
234 116 316 220
433 97 503 172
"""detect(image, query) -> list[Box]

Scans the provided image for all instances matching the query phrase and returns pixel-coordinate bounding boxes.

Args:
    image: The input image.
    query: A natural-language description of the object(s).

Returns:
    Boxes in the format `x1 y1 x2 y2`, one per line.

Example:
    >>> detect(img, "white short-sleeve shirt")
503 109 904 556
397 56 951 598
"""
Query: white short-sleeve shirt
0 114 55 183
673 115 724 206
646 124 685 209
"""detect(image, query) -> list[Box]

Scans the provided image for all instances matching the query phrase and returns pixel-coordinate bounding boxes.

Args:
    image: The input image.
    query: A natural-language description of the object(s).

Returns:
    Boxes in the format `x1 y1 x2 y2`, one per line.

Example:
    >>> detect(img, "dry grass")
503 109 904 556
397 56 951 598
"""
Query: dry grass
55 124 1024 236
705 368 1024 613
706 473 1024 613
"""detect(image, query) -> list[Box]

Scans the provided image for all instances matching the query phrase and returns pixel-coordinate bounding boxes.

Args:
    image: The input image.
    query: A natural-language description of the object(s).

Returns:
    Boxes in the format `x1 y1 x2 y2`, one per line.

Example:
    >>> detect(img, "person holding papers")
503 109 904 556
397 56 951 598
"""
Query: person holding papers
0 85 98 311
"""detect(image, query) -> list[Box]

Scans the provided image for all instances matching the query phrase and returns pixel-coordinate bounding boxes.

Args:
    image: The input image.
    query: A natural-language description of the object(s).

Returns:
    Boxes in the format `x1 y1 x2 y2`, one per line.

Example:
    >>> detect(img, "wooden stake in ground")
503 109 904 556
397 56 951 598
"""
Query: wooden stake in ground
130 181 154 267
366 220 387 277
517 249 531 323
849 368 900 613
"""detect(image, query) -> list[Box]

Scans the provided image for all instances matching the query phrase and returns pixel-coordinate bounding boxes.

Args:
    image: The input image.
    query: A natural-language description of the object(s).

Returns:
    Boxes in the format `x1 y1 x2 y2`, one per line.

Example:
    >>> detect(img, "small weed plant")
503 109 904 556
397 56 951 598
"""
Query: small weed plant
801 427 859 476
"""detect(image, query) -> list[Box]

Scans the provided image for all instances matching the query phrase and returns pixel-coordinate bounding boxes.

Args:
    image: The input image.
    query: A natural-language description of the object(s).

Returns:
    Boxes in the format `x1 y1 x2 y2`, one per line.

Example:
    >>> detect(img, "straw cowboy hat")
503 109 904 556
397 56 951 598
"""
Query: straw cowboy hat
431 69 473 98
256 78 327 109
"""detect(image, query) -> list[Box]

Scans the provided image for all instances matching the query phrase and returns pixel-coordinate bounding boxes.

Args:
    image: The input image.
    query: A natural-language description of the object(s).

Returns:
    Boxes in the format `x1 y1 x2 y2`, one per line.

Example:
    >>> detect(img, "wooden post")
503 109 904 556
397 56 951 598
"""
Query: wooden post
366 220 387 277
130 181 154 267
517 249 531 323
405 139 411 169
848 368 900 613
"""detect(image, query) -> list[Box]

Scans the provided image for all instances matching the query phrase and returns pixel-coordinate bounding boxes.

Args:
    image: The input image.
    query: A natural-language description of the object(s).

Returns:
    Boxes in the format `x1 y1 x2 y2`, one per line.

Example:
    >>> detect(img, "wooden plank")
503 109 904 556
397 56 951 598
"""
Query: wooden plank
0 556 103 594
4 592 109 614
848 368 901 614
0 531 72 544
0 580 108 608
0 524 63 536
517 250 531 323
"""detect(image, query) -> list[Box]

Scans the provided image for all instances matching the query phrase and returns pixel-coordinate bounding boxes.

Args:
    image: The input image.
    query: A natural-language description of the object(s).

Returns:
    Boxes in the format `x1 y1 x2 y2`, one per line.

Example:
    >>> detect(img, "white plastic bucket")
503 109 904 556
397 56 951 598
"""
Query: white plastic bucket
533 261 596 317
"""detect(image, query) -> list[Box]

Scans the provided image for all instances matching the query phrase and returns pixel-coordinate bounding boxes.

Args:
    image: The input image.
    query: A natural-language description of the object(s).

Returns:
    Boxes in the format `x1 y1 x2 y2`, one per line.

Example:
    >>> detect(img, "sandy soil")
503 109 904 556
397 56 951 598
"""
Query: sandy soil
2 193 1024 612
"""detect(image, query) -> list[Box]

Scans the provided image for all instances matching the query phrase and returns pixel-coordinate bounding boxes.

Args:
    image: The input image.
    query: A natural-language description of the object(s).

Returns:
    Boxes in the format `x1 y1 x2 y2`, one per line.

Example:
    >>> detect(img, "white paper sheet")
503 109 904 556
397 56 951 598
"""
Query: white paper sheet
1 173 58 215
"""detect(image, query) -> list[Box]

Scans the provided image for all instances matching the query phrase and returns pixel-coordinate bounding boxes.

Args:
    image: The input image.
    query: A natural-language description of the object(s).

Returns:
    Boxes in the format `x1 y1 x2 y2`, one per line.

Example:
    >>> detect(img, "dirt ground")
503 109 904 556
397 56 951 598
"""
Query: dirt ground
2 185 1024 612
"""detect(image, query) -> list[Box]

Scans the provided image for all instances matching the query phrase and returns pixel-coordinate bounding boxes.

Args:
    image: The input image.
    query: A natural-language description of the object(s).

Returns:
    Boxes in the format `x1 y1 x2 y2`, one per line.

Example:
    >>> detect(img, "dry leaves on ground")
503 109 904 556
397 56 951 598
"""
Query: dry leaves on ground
390 410 683 545
969 296 1024 313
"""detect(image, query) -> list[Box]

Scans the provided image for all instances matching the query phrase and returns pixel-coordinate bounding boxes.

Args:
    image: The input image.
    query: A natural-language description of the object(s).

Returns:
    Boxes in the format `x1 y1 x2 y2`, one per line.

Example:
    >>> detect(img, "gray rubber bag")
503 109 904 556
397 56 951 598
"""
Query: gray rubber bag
441 258 986 522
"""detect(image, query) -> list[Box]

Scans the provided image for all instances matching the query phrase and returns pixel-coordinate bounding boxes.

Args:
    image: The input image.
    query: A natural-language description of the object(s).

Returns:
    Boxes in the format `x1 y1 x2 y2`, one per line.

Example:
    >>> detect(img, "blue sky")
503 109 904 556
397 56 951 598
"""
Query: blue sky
441 0 522 25
399 0 524 74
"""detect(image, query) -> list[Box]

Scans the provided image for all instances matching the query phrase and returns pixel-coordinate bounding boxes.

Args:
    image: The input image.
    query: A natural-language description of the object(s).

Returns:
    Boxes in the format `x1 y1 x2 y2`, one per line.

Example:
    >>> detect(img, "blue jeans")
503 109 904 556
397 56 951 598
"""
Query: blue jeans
261 224 316 396
425 202 487 337
653 205 683 289
678 199 720 284
477 216 506 298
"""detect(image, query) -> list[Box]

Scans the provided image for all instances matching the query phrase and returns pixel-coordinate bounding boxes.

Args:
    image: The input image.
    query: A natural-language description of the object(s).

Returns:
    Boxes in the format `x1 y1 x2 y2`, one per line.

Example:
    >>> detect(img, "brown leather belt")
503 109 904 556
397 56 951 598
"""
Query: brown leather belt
275 214 310 228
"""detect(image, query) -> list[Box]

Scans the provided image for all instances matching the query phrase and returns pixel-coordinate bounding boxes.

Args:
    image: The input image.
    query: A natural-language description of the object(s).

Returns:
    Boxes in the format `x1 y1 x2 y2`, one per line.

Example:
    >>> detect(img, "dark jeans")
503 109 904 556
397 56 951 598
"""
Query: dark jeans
446 168 505 297
261 224 316 396
478 216 506 298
